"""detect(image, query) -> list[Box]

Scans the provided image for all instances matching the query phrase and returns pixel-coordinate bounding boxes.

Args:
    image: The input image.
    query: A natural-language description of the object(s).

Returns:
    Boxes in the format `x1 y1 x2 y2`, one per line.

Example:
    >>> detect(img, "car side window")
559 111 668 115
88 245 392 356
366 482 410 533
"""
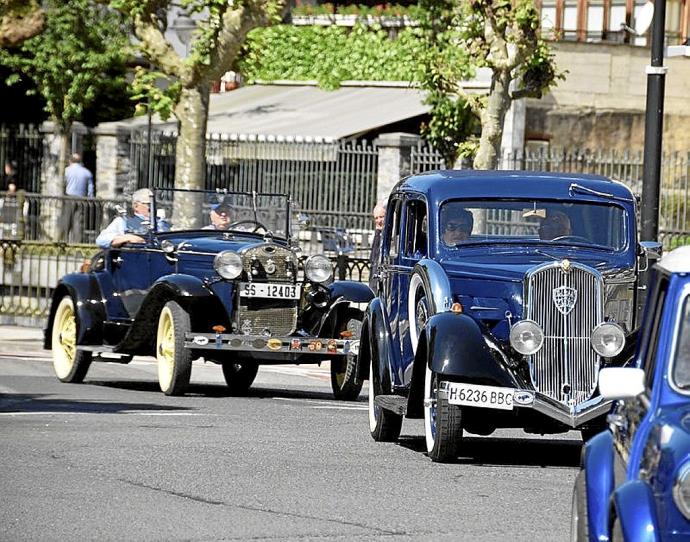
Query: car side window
402 199 427 258
672 295 690 389
641 274 669 391
385 198 402 259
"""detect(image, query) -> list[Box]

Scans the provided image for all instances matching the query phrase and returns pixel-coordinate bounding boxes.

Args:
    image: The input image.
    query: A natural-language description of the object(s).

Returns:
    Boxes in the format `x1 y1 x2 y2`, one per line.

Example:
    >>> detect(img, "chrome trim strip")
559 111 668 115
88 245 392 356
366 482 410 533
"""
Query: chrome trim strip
667 284 690 396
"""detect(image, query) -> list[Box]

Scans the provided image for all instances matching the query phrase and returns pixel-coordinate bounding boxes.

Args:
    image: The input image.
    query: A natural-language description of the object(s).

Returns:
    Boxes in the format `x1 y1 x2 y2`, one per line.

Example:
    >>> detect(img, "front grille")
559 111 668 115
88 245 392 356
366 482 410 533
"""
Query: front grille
525 262 603 407
236 242 298 336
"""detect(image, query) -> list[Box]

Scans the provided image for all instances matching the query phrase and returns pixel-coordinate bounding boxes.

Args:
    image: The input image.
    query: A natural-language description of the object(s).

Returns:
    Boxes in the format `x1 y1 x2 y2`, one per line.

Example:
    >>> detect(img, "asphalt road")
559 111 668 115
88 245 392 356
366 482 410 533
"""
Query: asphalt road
0 348 582 542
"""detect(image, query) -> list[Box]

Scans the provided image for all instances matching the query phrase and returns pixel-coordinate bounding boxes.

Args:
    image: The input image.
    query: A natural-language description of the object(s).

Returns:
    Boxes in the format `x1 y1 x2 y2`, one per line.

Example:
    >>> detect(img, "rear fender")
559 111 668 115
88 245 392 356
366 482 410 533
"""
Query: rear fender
582 431 616 542
44 274 106 349
612 480 660 542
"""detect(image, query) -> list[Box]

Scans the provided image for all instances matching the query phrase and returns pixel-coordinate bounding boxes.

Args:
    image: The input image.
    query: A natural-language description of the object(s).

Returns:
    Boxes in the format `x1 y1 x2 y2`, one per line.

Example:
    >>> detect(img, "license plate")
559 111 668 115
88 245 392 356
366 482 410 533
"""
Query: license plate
239 282 300 299
444 382 515 410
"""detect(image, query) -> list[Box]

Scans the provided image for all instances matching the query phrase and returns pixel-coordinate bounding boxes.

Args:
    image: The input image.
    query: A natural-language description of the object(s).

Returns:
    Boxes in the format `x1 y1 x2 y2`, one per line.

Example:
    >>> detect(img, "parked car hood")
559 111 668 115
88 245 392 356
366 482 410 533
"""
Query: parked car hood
158 232 288 254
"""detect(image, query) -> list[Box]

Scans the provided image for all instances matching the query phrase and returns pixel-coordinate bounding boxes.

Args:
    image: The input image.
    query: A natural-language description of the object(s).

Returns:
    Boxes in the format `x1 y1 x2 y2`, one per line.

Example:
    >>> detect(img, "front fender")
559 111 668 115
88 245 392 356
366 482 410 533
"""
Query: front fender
328 281 374 304
358 297 399 388
582 431 616 542
613 480 660 542
424 312 519 387
45 273 106 349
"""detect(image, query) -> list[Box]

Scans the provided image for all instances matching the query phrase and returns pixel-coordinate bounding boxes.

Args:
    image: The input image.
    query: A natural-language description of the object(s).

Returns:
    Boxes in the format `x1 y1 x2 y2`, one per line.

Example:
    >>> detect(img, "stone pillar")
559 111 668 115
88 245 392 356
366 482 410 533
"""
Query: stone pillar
374 132 421 204
94 122 132 199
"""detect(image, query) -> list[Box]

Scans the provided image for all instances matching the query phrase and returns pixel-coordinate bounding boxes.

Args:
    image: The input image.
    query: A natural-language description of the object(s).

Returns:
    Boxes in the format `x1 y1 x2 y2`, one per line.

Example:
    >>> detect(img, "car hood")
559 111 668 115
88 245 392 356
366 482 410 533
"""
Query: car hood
159 232 288 254
439 248 632 282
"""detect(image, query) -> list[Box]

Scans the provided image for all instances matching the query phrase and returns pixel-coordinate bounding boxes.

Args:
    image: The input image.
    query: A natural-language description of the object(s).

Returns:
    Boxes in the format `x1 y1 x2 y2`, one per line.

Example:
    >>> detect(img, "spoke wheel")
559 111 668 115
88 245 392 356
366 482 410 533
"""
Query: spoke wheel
52 296 92 383
156 301 192 396
368 356 402 442
424 365 463 462
221 362 259 395
330 310 364 401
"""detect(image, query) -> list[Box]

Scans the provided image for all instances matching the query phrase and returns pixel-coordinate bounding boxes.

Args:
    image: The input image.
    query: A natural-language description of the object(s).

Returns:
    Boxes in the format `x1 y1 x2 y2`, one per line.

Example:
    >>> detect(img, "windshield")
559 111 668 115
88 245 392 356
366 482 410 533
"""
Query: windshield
672 294 690 390
439 199 628 251
152 188 290 238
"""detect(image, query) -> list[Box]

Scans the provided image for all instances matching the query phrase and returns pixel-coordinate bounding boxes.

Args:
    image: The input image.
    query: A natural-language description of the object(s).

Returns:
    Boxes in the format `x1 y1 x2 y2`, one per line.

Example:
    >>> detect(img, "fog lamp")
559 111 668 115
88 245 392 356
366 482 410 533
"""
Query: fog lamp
591 322 625 357
509 320 544 355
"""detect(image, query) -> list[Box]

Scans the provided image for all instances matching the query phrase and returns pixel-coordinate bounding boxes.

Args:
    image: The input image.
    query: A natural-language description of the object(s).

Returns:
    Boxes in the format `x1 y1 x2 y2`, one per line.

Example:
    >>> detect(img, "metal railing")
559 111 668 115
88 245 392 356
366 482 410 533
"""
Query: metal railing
0 239 370 326
0 124 43 194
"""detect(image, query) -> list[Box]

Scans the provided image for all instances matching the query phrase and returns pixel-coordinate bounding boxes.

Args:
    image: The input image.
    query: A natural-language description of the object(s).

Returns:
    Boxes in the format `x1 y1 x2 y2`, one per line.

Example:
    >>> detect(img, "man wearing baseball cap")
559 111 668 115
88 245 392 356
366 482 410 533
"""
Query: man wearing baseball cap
203 202 233 230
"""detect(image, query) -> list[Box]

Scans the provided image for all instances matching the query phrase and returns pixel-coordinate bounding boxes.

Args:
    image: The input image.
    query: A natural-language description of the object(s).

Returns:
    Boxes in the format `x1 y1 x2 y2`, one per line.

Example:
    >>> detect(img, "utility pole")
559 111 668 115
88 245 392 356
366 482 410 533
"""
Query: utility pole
640 0 667 241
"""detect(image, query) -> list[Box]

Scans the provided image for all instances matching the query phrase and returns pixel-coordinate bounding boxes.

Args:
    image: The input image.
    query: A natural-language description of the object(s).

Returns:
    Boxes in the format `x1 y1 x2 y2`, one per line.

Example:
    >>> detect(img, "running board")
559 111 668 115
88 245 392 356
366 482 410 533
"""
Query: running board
78 345 133 364
374 395 407 415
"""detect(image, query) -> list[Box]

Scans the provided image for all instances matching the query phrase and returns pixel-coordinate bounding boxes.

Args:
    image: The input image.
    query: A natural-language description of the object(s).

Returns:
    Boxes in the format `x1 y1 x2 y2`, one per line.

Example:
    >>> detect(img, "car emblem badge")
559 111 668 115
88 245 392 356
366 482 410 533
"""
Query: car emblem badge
327 339 337 354
513 391 535 406
290 339 302 351
241 320 253 335
553 286 578 315
265 259 276 275
193 335 209 346
267 339 282 351
561 259 572 273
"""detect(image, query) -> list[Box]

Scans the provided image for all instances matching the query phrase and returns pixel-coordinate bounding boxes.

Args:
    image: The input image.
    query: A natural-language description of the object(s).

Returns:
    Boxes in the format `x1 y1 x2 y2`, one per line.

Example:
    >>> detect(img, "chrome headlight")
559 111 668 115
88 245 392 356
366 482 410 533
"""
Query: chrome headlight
591 322 625 357
214 251 242 280
509 320 544 355
305 254 332 283
673 462 690 520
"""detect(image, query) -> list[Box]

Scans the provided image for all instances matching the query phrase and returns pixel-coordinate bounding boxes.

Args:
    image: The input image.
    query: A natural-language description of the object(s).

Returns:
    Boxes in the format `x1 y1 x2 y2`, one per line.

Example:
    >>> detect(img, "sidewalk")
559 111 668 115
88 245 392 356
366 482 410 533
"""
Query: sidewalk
0 325 46 355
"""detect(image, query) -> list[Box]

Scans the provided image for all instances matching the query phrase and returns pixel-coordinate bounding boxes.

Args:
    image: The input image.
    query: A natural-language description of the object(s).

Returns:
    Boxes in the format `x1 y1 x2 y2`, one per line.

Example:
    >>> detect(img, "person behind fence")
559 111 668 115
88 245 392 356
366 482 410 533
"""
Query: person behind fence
539 210 572 241
441 206 473 245
96 188 169 249
58 153 94 242
369 202 386 290
203 202 232 230
3 160 20 193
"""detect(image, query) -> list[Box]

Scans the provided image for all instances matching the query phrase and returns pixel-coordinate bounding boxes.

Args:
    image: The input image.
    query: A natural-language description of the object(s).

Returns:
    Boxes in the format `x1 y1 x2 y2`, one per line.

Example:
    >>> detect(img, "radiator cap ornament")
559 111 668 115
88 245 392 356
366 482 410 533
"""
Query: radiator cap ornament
560 259 572 272
553 286 578 315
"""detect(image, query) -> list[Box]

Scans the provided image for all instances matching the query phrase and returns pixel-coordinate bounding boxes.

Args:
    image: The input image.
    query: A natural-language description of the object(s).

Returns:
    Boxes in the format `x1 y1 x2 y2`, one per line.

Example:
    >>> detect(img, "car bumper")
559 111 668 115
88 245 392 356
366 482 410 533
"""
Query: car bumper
528 393 612 427
184 332 359 356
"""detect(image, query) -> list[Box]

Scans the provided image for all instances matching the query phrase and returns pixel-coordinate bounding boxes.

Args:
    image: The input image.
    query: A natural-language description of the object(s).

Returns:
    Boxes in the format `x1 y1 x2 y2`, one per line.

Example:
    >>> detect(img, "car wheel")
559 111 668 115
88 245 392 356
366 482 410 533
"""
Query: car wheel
424 364 463 462
571 470 589 542
51 296 92 383
221 362 259 395
156 301 192 396
368 356 402 442
330 309 364 401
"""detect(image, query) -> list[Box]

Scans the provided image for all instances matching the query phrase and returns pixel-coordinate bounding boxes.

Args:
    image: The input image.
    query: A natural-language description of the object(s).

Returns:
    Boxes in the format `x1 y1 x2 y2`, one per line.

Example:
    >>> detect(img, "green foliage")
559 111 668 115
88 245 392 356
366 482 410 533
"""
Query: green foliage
239 24 425 90
0 0 131 130
291 3 416 18
130 67 181 120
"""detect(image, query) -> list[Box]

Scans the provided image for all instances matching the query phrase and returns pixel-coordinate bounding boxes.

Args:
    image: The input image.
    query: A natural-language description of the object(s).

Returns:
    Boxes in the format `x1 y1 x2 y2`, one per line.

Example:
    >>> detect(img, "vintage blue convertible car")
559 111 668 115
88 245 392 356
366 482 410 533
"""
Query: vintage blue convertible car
361 170 661 462
572 246 690 542
45 188 372 398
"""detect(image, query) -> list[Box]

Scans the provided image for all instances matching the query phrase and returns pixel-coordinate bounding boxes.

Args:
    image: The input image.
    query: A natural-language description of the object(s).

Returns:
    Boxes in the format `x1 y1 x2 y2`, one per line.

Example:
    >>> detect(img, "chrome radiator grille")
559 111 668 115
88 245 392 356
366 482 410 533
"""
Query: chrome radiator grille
525 262 603 407
238 302 298 336
241 243 296 282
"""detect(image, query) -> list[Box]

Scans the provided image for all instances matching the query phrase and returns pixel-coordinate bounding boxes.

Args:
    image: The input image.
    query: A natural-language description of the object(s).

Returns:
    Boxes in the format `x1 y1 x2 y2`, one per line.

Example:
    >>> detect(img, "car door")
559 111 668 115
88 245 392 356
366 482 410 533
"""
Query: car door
108 243 153 318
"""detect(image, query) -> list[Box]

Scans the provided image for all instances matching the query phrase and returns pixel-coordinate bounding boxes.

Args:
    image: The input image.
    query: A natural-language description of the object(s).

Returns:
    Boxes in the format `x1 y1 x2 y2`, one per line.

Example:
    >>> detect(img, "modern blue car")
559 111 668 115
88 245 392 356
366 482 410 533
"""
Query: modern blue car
572 246 690 542
45 188 372 398
359 170 661 462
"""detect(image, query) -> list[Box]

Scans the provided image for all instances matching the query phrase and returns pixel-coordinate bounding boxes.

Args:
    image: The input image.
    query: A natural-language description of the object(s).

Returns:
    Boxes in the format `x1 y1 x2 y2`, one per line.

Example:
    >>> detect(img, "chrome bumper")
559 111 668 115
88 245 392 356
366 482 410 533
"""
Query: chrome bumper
527 393 613 427
184 332 359 356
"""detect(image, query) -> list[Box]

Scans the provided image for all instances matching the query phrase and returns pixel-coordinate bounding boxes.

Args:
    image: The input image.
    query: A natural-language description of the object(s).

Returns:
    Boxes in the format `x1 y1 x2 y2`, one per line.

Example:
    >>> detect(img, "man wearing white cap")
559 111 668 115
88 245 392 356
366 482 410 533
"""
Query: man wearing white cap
96 188 168 248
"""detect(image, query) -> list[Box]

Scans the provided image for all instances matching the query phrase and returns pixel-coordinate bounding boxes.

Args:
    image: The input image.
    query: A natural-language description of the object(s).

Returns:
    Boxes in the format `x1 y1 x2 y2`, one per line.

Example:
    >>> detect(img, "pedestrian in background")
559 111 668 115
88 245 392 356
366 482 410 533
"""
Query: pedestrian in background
369 202 386 290
1 160 21 238
3 160 20 193
58 153 94 243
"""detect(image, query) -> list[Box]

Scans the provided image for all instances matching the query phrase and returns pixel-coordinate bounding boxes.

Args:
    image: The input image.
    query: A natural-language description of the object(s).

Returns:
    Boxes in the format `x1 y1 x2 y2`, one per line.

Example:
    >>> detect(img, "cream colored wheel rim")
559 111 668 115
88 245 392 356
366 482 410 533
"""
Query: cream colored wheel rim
157 306 175 391
52 297 77 379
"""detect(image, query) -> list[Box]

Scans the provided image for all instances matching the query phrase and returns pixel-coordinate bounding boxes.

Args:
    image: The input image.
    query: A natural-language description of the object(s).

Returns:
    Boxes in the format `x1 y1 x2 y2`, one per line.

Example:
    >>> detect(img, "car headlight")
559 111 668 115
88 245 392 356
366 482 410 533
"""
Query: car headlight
673 462 690 520
214 251 242 280
591 322 625 357
305 255 332 283
509 320 544 355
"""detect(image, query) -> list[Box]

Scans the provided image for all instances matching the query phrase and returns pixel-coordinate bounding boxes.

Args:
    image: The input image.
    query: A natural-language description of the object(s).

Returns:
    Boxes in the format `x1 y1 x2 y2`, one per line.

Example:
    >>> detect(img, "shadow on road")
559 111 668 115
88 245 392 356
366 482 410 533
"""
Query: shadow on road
396 435 582 468
0 392 191 414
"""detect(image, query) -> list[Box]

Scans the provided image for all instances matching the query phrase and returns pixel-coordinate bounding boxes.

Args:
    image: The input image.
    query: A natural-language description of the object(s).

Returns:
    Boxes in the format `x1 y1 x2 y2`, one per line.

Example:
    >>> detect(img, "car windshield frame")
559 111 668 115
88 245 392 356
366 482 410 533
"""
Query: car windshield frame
669 285 690 394
151 188 292 239
438 198 630 253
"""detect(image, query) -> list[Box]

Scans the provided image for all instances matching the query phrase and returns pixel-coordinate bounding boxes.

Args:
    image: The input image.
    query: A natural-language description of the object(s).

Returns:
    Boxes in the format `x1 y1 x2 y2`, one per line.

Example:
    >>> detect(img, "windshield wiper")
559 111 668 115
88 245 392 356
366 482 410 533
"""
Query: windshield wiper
569 183 632 202
535 249 560 261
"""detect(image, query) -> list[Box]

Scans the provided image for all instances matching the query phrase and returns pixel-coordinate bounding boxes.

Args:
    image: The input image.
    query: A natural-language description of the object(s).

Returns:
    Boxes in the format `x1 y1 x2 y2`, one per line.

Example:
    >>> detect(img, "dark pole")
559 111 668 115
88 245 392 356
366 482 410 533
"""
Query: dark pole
146 102 153 189
640 0 667 241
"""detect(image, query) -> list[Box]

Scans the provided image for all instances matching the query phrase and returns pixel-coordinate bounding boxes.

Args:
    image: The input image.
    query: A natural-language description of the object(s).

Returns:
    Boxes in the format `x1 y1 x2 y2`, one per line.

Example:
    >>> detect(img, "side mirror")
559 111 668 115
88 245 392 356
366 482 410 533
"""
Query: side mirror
599 367 646 400
638 241 663 272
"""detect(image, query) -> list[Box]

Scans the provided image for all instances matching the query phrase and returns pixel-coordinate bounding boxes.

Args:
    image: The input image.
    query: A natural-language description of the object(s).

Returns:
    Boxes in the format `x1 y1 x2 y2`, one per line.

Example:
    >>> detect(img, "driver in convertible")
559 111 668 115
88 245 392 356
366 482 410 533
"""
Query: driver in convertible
539 210 572 240
203 203 232 230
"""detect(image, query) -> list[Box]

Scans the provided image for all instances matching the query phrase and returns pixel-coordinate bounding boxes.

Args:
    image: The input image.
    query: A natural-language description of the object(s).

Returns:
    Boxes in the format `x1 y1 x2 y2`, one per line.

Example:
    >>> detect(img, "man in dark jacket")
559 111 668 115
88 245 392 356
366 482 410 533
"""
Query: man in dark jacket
369 202 386 290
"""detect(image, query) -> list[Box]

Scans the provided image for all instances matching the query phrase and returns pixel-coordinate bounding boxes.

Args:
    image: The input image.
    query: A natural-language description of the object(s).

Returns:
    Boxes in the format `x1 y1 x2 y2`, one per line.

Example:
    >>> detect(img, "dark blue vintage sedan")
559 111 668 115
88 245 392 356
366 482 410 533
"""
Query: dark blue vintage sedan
46 188 372 398
572 246 690 542
361 170 660 462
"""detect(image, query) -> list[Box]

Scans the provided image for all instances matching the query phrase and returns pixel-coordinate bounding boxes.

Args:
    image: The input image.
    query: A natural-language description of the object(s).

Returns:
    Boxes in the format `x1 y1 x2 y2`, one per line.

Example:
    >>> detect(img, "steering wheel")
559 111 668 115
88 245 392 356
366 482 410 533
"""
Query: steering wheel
227 219 269 234
551 235 591 243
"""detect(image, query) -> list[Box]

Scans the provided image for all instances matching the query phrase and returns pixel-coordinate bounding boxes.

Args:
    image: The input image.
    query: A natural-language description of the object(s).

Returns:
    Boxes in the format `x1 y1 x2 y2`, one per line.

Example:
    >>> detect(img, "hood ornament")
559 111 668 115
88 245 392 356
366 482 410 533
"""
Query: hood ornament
560 259 572 273
553 286 578 315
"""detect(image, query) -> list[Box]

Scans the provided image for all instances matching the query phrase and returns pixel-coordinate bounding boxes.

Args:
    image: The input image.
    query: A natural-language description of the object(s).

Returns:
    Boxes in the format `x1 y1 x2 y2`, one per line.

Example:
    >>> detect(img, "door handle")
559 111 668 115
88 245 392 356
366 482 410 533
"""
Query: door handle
112 256 123 266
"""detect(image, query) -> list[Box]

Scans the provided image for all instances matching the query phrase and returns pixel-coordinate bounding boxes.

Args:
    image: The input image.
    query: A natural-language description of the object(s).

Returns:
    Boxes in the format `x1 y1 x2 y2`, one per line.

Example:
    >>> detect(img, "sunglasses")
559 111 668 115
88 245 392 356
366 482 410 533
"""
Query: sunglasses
445 222 470 231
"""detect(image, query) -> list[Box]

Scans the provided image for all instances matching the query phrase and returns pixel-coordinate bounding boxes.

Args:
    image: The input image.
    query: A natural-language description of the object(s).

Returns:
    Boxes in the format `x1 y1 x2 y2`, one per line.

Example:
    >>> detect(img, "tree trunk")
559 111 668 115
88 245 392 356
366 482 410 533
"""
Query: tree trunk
56 125 70 190
473 69 512 170
172 85 210 229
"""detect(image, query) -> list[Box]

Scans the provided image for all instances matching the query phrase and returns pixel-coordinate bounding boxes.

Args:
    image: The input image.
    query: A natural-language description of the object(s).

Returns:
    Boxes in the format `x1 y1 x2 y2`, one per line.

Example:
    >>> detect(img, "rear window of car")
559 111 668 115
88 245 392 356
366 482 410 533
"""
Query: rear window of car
671 293 690 389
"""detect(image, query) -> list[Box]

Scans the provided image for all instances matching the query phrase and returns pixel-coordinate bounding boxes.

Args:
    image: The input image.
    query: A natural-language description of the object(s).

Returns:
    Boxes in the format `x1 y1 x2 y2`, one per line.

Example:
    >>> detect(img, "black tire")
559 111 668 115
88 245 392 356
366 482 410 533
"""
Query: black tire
221 362 259 395
156 300 192 396
330 308 364 401
51 296 93 383
571 470 589 542
368 356 402 442
424 367 463 463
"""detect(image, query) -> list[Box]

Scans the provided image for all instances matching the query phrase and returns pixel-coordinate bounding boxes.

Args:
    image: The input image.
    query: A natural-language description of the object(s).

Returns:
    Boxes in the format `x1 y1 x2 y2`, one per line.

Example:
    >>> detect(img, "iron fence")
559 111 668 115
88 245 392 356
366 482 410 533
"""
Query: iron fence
0 239 370 326
0 124 43 193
